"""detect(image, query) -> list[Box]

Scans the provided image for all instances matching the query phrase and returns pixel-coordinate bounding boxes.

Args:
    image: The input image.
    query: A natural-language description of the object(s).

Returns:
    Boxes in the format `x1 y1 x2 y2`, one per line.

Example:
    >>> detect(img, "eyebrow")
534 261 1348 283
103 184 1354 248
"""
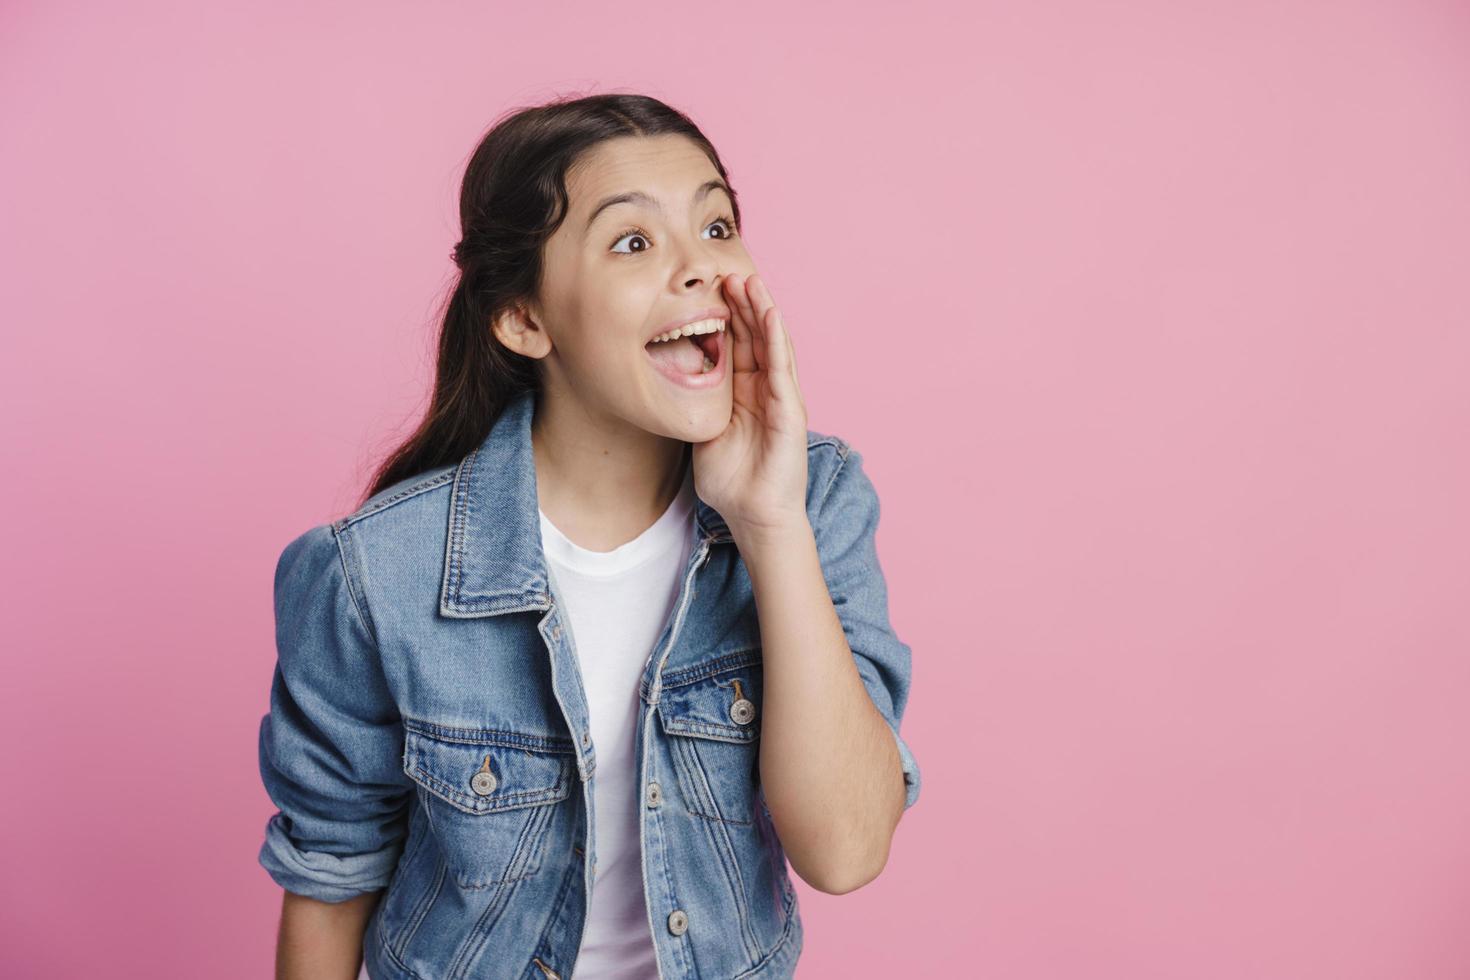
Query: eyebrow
583 179 733 240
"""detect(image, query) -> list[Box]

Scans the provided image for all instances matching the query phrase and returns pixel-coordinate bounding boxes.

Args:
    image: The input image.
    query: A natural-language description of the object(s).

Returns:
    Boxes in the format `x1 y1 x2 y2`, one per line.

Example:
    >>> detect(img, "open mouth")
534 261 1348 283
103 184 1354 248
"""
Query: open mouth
644 318 725 385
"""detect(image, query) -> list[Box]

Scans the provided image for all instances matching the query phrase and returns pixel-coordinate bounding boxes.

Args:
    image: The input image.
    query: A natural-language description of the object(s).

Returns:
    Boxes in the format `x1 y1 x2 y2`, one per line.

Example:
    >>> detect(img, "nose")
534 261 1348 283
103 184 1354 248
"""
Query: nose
681 261 722 290
673 238 722 290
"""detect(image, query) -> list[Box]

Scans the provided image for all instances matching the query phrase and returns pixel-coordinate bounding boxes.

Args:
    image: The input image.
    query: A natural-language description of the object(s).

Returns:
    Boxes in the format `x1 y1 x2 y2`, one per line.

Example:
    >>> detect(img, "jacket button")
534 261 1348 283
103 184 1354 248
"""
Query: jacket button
667 909 688 936
581 731 591 746
551 625 562 640
729 697 756 725
729 679 757 725
646 781 662 807
470 756 498 796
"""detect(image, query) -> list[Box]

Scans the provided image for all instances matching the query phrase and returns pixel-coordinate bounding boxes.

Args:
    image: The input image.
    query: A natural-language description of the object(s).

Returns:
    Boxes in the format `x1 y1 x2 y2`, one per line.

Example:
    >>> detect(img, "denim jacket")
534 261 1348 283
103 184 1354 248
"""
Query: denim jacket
257 388 921 980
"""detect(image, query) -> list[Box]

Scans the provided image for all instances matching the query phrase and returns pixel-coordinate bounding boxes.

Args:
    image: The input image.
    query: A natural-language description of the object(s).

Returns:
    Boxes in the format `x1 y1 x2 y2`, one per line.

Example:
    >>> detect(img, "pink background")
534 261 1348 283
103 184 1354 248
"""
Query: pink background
3 1 1469 977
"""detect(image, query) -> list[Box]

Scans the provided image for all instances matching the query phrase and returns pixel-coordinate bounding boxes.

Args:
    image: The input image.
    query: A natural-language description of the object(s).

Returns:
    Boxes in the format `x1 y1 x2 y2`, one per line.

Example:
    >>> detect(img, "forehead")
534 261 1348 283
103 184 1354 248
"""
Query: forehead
566 135 718 209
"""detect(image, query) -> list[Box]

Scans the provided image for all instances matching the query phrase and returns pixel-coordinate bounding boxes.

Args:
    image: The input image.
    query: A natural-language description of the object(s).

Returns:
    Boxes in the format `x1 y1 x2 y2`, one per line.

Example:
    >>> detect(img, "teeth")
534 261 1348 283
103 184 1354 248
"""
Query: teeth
701 355 715 373
648 318 726 345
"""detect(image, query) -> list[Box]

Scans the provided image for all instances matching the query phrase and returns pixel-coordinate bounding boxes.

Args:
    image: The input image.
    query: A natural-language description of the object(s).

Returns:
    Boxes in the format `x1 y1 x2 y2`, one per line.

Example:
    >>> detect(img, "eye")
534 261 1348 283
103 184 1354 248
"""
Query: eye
706 214 737 241
610 214 739 255
610 227 652 254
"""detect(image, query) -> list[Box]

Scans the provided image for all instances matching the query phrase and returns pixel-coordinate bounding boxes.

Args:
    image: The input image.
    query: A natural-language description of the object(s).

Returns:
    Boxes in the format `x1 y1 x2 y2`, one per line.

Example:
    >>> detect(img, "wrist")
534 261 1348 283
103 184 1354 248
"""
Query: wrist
729 515 815 561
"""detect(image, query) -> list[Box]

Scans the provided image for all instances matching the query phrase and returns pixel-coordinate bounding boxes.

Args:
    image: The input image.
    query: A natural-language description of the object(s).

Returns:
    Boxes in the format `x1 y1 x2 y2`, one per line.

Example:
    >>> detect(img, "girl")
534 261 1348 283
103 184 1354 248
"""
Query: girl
258 93 920 980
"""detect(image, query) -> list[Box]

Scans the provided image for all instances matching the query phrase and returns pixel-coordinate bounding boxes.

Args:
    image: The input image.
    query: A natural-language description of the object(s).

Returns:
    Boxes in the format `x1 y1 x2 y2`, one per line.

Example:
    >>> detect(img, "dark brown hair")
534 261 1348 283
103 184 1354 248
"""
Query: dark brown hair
360 92 742 505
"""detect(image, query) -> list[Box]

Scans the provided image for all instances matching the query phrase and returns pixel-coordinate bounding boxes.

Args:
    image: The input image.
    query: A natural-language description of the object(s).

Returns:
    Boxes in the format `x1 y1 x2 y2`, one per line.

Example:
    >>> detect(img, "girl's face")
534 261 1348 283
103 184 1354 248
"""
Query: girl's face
505 134 757 441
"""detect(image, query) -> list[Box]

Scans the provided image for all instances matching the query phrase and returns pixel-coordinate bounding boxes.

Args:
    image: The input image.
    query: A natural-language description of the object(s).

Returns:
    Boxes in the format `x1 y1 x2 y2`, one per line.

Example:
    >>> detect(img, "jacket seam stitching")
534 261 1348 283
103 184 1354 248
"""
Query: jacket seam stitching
405 758 570 813
443 450 478 605
379 924 432 980
340 469 456 529
402 718 576 752
390 837 445 958
817 442 850 519
731 885 801 979
658 647 764 689
660 719 760 743
330 523 380 648
806 433 844 452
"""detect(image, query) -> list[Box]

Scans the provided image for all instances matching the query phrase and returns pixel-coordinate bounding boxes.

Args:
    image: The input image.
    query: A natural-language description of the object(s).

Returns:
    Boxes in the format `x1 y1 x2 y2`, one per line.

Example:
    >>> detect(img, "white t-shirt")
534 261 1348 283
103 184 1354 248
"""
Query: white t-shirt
539 463 696 979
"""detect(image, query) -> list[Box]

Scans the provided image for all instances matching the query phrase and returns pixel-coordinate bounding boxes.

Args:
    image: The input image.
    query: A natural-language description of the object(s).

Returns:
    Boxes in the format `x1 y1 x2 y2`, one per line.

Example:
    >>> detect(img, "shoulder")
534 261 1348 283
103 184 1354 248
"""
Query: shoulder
805 424 850 477
334 462 460 533
274 462 461 579
804 428 873 523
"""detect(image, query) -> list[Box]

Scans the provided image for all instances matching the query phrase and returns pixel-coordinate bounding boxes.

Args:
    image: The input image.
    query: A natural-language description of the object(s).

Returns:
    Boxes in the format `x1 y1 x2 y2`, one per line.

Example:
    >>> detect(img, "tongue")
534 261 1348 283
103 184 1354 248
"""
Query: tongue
645 334 706 375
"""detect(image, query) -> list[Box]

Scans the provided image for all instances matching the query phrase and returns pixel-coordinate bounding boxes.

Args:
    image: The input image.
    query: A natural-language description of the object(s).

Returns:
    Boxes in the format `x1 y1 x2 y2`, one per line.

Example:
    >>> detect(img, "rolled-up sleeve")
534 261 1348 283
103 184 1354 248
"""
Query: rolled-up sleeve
812 442 922 811
257 522 412 902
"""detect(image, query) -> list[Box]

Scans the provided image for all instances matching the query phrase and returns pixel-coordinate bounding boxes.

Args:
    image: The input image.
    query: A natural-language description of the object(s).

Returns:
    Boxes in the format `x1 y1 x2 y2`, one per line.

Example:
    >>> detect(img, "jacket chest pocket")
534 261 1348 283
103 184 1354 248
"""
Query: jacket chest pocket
656 656 763 825
402 719 575 890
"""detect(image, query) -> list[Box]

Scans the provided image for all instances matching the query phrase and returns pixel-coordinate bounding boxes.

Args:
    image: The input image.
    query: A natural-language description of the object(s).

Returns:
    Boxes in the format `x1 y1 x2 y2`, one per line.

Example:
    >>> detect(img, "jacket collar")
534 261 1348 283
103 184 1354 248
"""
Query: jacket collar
440 388 732 618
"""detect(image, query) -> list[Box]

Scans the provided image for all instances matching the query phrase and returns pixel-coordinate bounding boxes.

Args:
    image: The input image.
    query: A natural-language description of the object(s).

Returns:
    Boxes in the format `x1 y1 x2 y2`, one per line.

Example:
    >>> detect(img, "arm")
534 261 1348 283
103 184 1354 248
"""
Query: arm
276 890 381 980
257 524 413 957
696 272 921 894
737 444 922 895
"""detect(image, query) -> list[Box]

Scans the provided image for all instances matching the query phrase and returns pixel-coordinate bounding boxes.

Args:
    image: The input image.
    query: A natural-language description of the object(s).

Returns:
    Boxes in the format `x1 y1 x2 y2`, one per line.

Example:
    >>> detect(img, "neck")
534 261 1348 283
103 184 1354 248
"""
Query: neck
530 394 689 552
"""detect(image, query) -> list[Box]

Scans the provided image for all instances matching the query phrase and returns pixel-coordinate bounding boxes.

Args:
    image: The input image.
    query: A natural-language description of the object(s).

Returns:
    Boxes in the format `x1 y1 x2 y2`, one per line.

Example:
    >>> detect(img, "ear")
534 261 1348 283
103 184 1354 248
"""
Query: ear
492 301 552 359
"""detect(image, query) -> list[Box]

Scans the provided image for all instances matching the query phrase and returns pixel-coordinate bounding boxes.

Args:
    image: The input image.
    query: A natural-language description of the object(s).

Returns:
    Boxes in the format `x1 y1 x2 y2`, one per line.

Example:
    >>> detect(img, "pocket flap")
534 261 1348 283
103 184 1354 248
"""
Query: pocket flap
402 719 575 815
656 654 763 743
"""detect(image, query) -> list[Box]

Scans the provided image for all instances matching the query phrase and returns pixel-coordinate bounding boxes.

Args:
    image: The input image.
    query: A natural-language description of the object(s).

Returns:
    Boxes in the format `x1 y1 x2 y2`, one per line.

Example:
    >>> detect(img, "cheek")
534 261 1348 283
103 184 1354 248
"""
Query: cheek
554 314 639 375
724 249 759 277
587 286 656 349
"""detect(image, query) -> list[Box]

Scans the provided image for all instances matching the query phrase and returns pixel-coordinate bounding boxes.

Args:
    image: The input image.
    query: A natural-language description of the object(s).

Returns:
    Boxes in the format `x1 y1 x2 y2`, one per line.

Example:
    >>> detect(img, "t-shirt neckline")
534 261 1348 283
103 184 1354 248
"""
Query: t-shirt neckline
538 463 694 577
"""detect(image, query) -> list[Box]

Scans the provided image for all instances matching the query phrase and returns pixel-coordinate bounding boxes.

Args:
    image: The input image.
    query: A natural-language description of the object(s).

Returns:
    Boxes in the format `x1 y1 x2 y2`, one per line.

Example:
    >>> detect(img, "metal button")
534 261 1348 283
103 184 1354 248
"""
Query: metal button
667 909 688 936
470 756 498 796
729 698 756 725
646 781 662 807
729 679 756 725
551 623 562 640
581 731 591 746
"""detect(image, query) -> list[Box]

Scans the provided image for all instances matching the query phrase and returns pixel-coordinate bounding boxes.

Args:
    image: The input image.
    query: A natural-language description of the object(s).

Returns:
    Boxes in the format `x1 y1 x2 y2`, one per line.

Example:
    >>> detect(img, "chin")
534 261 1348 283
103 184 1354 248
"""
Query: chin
651 393 732 443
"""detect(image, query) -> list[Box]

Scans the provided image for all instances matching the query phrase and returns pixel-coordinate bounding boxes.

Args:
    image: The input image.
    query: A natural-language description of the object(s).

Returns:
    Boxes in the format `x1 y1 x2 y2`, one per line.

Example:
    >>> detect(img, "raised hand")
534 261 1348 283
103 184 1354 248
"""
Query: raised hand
691 272 810 539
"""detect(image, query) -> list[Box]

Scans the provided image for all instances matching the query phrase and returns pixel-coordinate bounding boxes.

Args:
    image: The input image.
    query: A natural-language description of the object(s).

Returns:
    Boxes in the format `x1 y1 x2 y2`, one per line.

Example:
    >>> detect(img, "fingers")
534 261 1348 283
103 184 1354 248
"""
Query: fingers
759 277 794 375
738 274 769 374
723 273 761 374
724 273 803 412
749 276 803 411
766 307 791 403
785 311 799 389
